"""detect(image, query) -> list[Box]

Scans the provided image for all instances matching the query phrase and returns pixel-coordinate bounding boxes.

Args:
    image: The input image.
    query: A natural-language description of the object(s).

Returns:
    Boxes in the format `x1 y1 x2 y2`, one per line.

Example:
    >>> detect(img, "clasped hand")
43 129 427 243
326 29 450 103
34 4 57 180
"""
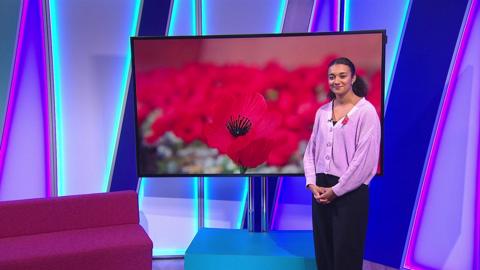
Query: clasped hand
308 185 337 204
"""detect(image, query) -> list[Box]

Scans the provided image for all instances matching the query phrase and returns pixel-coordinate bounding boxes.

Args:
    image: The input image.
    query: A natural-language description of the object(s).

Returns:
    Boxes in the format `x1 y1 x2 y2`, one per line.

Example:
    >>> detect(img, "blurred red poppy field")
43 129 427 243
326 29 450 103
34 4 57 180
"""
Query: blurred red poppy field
133 33 383 175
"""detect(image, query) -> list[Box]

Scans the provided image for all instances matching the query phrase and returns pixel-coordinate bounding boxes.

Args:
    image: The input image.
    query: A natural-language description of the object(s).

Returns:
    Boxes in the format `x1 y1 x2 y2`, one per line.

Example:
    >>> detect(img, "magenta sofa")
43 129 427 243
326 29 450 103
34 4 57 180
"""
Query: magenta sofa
0 191 153 270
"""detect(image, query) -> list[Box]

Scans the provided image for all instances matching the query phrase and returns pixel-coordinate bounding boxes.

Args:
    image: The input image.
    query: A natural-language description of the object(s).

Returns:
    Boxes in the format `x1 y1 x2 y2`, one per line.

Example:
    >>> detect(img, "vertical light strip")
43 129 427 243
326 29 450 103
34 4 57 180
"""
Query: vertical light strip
191 0 197 35
167 0 180 35
39 0 52 196
138 177 145 209
193 177 199 233
334 0 340 31
275 0 288 33
476 98 480 270
204 177 210 227
270 176 284 230
308 0 320 32
48 0 65 195
237 177 248 229
384 0 411 107
403 0 477 268
343 0 350 31
0 0 52 199
105 0 142 192
153 249 185 257
201 0 206 34
0 0 29 182
476 120 480 270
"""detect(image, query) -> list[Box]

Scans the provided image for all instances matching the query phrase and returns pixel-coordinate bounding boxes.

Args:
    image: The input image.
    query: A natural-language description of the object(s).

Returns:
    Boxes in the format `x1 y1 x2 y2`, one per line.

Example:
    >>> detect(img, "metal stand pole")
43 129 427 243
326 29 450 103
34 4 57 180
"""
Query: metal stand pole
198 176 204 229
261 176 268 232
247 176 255 232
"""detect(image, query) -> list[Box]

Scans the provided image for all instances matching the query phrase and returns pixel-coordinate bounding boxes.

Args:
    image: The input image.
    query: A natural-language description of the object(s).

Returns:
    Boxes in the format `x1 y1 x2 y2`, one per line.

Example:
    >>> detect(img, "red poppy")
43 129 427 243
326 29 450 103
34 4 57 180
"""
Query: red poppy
267 130 300 166
173 109 204 144
204 91 276 170
144 113 174 144
228 136 273 169
342 115 349 125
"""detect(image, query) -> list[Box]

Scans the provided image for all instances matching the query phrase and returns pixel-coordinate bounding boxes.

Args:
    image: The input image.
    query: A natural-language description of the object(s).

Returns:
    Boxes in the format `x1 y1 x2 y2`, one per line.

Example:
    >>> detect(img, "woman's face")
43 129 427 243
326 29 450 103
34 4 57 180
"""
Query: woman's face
328 64 356 97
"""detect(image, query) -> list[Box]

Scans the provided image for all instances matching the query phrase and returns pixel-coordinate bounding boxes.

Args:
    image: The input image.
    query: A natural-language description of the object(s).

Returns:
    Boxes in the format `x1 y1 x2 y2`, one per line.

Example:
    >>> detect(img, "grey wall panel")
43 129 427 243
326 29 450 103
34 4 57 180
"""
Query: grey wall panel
282 0 314 33
0 0 21 133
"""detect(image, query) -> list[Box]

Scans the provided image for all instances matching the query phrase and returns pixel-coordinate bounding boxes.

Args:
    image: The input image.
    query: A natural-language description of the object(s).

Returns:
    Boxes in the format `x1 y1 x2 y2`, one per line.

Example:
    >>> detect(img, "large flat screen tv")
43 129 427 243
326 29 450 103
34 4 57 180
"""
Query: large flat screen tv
131 31 385 177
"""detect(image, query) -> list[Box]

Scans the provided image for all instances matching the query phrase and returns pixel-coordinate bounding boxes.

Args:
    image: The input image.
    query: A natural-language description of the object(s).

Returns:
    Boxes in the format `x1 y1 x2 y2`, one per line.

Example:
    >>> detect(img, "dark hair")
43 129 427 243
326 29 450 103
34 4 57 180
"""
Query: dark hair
327 57 367 100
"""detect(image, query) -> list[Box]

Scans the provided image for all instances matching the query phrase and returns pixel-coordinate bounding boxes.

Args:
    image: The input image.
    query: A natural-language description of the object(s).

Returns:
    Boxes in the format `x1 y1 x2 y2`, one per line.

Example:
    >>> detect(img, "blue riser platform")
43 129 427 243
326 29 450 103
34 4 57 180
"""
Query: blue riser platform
185 228 316 270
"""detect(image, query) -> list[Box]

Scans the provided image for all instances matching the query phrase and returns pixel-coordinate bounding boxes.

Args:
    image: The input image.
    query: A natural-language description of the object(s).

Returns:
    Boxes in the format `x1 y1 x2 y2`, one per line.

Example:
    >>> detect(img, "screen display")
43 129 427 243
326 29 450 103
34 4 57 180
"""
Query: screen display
132 31 385 176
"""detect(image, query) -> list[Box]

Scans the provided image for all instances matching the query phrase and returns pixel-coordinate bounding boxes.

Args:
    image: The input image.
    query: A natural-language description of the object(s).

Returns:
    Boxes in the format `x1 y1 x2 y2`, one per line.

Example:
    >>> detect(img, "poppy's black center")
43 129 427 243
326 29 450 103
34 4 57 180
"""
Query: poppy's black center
226 115 252 137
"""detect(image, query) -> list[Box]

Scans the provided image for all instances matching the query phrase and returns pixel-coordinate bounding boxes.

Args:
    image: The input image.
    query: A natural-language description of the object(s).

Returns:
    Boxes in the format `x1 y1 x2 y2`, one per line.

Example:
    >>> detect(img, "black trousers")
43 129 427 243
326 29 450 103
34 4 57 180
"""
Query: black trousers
312 173 369 270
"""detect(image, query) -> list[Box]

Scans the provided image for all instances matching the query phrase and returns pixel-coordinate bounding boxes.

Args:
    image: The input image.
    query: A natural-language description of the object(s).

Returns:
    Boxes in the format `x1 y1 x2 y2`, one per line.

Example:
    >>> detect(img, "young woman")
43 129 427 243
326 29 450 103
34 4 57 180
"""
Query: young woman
304 57 381 270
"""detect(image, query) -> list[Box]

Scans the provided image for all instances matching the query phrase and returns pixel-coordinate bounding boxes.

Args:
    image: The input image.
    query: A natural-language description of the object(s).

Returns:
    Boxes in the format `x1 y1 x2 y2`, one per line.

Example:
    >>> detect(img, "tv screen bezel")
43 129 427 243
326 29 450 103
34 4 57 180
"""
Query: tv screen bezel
130 30 386 177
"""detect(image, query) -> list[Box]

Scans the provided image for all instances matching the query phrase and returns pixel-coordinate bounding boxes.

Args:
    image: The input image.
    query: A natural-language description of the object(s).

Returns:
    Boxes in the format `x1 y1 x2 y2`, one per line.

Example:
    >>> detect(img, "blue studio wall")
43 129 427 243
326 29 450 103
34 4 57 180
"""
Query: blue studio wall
0 0 479 269
365 0 469 266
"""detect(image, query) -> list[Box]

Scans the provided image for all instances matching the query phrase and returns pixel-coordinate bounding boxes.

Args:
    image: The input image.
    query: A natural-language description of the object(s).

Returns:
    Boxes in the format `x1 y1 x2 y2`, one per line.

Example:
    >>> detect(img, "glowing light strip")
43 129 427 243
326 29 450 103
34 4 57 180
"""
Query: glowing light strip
167 0 179 35
384 0 411 108
204 177 210 227
403 1 477 268
201 0 206 34
138 177 145 209
193 177 199 232
48 0 66 195
0 0 29 185
308 0 320 32
469 4 479 270
476 77 480 270
270 176 284 230
105 0 142 192
191 0 197 35
0 0 51 196
153 248 185 256
38 0 52 196
237 178 248 229
343 0 350 31
275 0 288 33
334 0 340 31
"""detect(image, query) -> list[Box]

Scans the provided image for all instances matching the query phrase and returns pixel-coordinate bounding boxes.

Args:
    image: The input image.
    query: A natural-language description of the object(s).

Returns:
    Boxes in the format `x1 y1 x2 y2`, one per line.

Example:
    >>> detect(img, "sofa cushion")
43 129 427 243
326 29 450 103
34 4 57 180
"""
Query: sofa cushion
0 224 153 270
0 191 139 238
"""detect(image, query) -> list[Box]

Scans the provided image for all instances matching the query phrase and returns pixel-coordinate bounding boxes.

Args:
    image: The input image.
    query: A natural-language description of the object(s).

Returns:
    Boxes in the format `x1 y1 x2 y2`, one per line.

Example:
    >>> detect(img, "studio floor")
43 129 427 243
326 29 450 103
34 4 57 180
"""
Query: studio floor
152 259 396 270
